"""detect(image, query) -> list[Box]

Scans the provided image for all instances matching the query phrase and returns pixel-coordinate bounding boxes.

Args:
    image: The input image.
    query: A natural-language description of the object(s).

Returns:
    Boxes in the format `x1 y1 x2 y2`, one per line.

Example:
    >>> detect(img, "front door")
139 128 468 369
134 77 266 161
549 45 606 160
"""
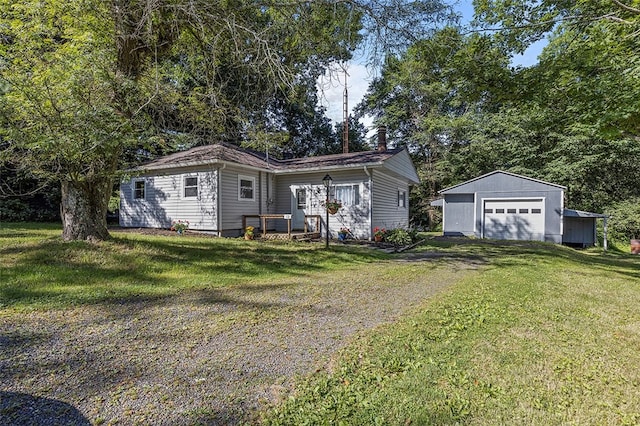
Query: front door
291 186 307 230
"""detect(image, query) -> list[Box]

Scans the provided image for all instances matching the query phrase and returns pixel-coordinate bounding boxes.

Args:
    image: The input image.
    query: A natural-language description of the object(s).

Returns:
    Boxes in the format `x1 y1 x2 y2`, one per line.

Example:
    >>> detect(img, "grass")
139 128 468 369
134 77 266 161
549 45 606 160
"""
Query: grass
0 223 386 311
262 239 640 425
3 224 640 424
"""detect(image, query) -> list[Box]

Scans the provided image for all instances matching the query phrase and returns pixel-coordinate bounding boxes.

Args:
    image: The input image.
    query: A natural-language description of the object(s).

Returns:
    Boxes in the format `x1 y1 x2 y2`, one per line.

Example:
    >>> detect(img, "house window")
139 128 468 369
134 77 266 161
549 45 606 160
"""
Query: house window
532 208 542 214
485 209 493 213
507 208 517 214
133 180 145 200
519 208 529 214
239 175 255 201
184 176 198 198
296 188 306 210
496 208 505 213
333 184 360 206
398 189 407 208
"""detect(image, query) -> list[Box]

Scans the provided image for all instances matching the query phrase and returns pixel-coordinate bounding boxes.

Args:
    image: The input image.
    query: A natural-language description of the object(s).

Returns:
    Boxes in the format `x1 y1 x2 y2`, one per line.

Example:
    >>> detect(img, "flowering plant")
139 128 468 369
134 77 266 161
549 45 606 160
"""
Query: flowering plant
373 226 386 238
324 199 342 213
245 226 255 237
171 219 189 234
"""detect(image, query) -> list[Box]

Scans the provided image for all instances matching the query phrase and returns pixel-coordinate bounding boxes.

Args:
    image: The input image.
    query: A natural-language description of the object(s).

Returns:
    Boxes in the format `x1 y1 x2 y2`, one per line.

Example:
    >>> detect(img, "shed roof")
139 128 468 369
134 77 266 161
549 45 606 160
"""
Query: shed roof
563 209 608 218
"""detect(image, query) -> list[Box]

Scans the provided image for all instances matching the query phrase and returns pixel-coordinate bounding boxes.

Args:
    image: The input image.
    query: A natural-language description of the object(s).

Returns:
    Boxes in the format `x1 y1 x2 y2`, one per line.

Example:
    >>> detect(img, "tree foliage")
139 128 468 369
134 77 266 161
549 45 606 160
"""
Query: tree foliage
358 4 640 228
1 0 452 240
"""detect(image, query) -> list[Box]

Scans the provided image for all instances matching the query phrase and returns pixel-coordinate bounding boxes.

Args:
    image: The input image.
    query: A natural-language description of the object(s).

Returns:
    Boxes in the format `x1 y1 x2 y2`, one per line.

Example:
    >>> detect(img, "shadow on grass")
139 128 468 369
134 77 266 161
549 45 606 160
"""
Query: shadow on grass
0 392 90 426
0 232 387 310
416 237 640 280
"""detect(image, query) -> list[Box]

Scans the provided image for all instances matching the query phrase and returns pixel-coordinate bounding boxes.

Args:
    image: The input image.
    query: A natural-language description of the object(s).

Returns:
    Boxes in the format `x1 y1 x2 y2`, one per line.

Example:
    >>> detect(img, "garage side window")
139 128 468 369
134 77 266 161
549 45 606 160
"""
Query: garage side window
133 180 145 200
184 176 198 197
398 189 407 208
239 175 255 201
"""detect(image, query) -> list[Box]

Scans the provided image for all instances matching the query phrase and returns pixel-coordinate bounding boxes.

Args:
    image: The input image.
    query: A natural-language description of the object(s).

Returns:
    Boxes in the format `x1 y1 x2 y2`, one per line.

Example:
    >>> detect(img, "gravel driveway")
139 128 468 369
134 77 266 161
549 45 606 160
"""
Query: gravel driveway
1 258 475 425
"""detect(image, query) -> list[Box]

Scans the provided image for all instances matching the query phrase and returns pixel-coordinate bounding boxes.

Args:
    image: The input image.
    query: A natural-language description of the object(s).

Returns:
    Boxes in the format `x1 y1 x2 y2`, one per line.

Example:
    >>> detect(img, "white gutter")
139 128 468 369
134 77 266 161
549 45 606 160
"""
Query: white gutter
132 159 274 174
132 159 387 176
274 162 385 174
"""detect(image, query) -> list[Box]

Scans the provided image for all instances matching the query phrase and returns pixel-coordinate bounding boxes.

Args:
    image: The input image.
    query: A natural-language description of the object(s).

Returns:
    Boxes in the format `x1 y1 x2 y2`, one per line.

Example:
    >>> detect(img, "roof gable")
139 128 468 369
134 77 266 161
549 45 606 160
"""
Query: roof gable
440 170 566 194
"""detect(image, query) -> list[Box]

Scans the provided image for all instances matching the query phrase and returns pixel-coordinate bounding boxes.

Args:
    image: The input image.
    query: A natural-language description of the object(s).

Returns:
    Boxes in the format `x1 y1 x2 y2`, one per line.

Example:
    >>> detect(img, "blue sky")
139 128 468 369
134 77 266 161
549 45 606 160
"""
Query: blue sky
319 0 548 125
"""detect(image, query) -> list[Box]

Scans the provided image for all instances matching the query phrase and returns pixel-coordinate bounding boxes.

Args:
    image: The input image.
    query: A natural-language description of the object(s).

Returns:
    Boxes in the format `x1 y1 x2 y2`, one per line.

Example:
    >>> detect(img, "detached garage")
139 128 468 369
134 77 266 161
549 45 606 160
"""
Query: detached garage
432 170 607 247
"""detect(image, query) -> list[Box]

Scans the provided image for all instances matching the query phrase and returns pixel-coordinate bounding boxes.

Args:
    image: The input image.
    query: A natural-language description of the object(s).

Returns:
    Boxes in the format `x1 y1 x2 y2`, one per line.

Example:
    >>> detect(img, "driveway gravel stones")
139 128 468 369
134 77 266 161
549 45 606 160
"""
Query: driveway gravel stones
1 258 476 425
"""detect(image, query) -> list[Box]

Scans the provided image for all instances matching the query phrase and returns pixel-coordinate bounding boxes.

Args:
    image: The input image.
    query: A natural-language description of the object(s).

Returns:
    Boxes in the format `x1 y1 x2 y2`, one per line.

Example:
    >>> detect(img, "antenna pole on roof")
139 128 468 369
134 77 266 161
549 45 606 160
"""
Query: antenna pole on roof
342 63 349 154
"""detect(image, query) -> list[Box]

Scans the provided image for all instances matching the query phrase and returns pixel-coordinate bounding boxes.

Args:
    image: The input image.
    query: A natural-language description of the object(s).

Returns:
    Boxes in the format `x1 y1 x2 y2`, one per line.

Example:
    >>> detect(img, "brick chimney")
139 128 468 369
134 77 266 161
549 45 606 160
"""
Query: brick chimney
377 126 387 152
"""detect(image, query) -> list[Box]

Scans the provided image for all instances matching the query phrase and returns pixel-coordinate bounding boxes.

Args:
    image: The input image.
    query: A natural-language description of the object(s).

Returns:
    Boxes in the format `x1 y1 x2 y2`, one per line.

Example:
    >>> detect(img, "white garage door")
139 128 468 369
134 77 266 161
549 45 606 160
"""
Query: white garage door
483 199 545 241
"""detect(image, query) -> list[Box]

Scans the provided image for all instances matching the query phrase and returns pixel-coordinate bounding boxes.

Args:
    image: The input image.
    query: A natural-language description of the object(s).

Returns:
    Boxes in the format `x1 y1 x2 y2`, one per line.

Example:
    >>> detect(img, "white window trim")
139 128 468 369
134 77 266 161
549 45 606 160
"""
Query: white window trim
397 188 407 209
183 175 199 198
133 179 146 201
238 175 256 202
333 183 361 207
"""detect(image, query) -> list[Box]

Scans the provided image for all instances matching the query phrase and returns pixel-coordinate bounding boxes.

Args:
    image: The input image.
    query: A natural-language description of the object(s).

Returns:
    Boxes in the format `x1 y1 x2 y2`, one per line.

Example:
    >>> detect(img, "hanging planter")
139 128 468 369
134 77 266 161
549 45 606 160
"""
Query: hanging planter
324 200 342 215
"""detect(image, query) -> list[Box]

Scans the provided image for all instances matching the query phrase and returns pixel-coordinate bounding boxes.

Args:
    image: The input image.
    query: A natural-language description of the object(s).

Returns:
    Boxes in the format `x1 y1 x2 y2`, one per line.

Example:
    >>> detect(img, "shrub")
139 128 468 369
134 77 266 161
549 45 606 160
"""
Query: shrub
0 199 33 221
385 228 413 246
607 198 640 240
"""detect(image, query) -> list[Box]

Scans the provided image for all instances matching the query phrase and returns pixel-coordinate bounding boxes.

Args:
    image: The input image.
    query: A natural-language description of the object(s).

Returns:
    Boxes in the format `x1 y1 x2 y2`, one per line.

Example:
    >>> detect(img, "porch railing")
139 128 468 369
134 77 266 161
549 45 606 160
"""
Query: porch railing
242 214 322 238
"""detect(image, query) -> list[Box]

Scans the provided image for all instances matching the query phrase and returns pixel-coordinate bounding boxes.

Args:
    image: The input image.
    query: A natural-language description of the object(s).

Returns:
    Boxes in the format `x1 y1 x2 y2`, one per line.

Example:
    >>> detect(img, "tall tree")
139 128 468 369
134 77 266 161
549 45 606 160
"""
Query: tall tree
0 0 453 241
357 27 513 228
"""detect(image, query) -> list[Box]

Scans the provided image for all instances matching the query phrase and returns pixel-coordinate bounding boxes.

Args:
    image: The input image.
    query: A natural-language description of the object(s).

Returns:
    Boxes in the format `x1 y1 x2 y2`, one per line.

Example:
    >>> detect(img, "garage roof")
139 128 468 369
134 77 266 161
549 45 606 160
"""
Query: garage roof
440 170 566 194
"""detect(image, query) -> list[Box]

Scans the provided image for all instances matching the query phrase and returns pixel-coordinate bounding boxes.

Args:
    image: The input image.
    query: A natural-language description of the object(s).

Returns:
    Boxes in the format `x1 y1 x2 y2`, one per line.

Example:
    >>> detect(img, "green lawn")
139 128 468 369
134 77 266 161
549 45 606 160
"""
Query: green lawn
0 223 385 311
262 239 640 425
2 224 640 425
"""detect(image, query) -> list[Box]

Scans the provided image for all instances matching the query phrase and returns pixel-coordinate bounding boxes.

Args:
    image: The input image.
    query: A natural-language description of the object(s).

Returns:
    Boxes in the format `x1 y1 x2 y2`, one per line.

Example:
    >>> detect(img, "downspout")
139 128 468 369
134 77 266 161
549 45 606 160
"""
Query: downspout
364 166 372 240
258 172 263 215
217 164 226 237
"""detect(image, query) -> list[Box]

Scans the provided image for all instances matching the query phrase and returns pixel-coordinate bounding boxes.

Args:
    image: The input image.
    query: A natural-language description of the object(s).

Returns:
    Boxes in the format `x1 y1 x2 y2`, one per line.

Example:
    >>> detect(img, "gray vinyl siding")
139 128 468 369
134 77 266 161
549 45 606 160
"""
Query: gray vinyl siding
562 217 597 246
442 194 475 236
381 150 420 183
274 170 371 238
219 166 263 236
120 168 218 230
371 170 410 231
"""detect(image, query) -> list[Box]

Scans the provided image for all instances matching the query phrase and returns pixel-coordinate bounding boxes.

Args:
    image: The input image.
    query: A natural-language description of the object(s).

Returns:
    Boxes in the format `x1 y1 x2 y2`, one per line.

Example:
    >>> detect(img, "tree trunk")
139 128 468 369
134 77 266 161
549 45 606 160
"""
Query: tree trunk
61 178 112 241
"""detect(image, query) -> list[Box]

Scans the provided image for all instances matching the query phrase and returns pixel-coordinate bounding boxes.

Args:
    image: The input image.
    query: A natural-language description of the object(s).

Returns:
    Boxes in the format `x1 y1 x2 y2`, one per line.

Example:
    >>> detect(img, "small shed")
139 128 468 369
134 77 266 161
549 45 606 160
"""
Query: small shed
562 209 608 249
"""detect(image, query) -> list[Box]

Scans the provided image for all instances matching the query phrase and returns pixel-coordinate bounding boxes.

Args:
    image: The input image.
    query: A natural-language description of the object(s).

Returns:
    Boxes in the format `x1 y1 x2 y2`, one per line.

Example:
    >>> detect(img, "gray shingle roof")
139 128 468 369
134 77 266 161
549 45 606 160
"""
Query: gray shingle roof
137 143 271 171
137 142 403 172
